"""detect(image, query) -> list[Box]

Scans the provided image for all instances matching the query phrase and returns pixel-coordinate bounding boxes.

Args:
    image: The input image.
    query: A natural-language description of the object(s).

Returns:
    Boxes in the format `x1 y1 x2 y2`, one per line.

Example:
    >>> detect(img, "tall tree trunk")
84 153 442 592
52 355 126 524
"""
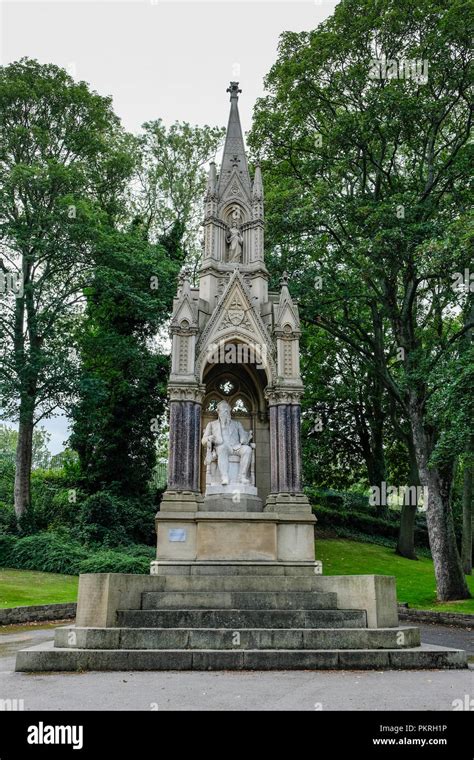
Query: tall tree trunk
396 438 419 560
460 305 473 575
409 395 470 601
461 459 473 575
356 381 388 517
365 450 388 517
14 402 34 520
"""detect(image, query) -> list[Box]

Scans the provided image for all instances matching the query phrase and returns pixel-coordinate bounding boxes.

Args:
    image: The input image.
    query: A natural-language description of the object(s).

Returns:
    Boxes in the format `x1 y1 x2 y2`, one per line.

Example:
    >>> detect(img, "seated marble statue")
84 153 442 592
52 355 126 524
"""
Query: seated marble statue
202 400 255 485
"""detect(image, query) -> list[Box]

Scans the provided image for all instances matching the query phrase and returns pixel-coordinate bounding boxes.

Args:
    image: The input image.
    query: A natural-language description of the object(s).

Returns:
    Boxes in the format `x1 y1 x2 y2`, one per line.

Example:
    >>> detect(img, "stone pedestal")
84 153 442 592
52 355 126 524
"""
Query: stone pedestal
155 510 317 563
202 492 263 512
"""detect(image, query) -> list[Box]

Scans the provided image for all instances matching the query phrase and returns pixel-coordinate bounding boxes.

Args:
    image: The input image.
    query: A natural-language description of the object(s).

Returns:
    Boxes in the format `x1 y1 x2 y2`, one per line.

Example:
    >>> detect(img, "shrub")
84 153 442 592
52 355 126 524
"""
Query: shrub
0 458 14 506
120 544 155 558
0 502 16 534
7 532 89 574
76 491 156 547
78 549 150 574
30 469 79 530
331 526 433 558
311 503 431 548
0 533 16 566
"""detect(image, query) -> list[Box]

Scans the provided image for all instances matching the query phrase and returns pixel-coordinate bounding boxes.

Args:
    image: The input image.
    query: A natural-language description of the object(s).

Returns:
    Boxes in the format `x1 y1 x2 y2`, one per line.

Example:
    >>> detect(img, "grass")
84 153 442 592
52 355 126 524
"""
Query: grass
0 569 78 608
316 538 474 614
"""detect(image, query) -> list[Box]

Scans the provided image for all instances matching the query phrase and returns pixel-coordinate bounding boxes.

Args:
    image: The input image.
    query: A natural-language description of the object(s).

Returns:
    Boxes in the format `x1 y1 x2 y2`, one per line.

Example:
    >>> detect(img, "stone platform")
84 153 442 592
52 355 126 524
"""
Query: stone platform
15 565 468 672
155 510 317 563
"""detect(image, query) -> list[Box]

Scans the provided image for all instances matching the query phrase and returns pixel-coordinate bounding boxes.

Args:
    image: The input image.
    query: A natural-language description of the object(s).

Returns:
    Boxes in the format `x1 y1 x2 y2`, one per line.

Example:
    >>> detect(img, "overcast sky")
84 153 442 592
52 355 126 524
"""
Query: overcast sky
1 0 337 453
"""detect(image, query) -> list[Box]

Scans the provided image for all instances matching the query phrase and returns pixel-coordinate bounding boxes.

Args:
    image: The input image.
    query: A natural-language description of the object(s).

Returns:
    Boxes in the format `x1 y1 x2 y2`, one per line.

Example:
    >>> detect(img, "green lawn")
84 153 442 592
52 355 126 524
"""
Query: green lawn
0 569 78 608
316 538 474 614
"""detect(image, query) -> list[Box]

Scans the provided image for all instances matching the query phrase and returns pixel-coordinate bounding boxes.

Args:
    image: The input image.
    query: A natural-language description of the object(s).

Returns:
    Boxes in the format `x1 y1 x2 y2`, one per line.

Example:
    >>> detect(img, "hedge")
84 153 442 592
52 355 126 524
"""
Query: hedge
0 532 154 575
310 503 431 548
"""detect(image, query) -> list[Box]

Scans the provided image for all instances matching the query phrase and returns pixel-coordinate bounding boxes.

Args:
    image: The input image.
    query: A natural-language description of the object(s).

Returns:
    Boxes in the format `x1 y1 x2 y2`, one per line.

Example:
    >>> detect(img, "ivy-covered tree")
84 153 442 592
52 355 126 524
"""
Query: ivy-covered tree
69 224 182 496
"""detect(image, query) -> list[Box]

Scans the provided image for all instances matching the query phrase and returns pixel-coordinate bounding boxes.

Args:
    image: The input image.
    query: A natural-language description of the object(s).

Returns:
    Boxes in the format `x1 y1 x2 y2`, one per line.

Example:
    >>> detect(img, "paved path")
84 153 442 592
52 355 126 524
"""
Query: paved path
415 623 474 655
0 623 472 711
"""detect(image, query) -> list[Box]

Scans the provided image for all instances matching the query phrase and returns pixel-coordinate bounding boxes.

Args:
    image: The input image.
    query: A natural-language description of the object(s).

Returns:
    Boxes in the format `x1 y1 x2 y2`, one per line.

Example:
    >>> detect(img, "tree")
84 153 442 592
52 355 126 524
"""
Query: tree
132 119 225 271
0 58 131 518
0 423 51 469
249 0 472 599
70 116 224 496
461 302 473 575
69 224 181 496
302 327 389 502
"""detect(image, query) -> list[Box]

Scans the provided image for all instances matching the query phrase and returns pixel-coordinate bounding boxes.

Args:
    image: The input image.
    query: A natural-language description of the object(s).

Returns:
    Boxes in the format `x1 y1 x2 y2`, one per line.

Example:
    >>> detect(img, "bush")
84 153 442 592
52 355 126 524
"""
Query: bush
331 526 433 558
76 491 156 547
30 469 79 530
0 502 16 534
0 533 16 566
120 543 155 558
0 531 154 575
7 532 89 575
310 503 431 548
0 458 14 506
305 486 374 513
78 549 150 574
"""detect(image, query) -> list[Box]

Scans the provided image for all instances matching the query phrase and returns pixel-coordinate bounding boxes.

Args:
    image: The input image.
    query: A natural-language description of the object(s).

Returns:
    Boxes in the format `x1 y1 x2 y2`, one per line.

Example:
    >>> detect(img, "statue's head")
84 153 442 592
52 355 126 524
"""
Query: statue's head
217 400 232 424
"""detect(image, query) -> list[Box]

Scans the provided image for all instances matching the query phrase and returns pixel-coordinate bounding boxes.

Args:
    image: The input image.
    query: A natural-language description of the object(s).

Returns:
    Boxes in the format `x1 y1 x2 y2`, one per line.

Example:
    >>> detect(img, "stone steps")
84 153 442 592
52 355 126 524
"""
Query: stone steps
14 568 469 672
116 608 368 629
145 575 325 592
55 625 421 650
141 590 338 610
15 641 467 672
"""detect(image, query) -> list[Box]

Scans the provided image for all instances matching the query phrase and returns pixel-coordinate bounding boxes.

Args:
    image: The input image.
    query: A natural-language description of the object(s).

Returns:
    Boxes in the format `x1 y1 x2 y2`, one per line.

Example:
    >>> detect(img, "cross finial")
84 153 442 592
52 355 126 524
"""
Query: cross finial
227 81 242 100
280 271 289 288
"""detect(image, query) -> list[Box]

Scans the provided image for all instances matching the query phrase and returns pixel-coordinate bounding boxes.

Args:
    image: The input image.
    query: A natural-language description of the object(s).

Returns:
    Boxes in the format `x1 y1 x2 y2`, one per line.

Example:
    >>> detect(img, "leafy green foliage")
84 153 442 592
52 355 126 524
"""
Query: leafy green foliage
133 119 225 267
0 530 153 575
5 532 89 575
78 548 152 574
249 0 473 598
75 491 156 547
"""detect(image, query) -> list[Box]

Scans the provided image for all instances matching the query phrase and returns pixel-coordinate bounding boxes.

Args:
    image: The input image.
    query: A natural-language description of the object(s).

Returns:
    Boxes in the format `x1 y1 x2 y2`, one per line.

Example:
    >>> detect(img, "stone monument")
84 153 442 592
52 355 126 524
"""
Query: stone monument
15 83 467 672
154 79 316 567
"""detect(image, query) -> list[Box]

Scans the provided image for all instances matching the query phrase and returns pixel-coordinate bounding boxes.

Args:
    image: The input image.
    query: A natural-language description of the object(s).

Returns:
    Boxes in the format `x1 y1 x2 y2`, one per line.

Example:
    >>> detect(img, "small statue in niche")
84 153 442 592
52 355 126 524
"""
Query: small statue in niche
226 206 243 262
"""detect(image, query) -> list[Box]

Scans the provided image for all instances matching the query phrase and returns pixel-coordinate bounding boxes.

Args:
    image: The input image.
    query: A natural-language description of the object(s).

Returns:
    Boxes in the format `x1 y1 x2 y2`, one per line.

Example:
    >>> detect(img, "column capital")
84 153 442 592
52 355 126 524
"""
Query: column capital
168 384 206 404
264 387 303 406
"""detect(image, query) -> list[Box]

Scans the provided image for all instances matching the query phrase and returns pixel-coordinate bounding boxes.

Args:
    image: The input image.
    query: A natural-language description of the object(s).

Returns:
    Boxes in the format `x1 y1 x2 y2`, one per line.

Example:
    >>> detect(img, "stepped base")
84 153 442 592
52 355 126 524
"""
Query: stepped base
16 641 467 672
116 608 368 628
54 625 422 650
14 569 469 672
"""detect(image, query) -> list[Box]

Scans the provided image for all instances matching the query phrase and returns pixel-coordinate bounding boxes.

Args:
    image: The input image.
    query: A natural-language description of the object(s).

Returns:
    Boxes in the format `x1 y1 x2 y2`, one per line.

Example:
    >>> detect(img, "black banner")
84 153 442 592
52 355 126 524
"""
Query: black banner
0 710 471 757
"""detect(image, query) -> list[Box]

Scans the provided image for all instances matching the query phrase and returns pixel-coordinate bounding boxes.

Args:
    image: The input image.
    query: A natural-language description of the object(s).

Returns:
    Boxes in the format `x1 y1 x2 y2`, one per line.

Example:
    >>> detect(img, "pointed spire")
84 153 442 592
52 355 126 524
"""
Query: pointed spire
217 82 251 195
205 161 217 199
252 162 264 222
252 163 263 200
280 271 290 296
